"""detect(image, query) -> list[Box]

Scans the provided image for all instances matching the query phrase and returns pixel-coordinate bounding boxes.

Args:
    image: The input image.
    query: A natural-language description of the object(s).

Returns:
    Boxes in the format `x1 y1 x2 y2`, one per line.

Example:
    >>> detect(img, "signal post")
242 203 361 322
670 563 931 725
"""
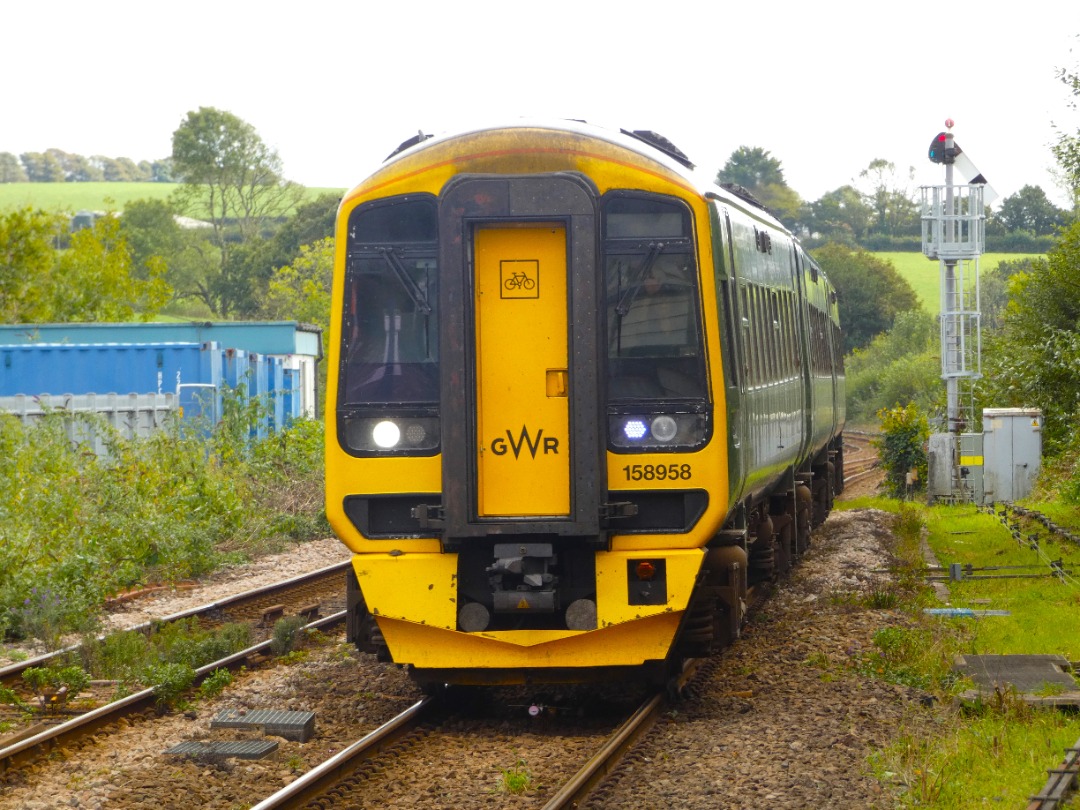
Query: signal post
921 119 988 502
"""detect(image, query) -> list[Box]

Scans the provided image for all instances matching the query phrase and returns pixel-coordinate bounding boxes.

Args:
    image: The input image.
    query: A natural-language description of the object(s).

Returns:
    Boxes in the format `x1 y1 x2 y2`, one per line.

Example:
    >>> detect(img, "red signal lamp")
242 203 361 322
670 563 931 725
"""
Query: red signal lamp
635 560 657 581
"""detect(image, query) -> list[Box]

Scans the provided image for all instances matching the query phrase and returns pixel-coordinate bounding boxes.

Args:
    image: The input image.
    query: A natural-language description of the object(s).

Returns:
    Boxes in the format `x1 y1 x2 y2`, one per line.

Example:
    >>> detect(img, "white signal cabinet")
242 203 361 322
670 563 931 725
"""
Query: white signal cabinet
982 408 1042 504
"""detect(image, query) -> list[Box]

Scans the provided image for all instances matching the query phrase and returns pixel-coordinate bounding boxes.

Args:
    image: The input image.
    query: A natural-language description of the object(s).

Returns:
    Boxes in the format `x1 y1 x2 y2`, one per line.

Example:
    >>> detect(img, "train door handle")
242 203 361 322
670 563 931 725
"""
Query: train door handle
546 369 568 397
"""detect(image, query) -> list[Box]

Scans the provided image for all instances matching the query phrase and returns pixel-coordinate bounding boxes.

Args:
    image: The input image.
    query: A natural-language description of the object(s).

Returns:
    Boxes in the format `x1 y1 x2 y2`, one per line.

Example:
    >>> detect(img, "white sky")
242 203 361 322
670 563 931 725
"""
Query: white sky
4 1 1077 208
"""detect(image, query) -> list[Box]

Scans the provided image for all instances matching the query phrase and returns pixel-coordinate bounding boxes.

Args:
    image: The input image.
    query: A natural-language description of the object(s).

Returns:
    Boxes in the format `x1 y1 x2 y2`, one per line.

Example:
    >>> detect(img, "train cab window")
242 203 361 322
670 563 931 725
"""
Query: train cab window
603 195 706 401
341 197 439 407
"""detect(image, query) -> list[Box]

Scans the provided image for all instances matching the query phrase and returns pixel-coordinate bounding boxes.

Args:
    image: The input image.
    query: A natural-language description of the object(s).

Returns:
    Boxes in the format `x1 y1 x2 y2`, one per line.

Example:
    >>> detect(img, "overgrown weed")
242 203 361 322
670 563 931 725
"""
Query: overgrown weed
0 400 328 646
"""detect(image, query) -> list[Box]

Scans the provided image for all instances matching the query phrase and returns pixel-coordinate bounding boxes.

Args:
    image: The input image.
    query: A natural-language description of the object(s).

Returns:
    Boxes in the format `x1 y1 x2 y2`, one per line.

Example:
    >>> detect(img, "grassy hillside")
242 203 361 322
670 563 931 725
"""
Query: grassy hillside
0 182 346 214
875 251 1044 314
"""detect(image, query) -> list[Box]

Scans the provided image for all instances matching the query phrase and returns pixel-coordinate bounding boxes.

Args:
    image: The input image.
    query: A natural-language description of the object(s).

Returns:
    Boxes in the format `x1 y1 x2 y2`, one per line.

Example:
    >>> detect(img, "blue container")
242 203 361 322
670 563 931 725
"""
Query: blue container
0 338 303 441
0 342 223 397
281 368 299 425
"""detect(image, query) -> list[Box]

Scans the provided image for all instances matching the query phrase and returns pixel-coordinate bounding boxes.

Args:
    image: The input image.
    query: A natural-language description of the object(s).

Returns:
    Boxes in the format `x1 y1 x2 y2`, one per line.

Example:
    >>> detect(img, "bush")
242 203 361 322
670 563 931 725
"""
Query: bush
0 408 328 643
875 403 930 498
198 667 233 699
146 662 196 709
270 615 309 656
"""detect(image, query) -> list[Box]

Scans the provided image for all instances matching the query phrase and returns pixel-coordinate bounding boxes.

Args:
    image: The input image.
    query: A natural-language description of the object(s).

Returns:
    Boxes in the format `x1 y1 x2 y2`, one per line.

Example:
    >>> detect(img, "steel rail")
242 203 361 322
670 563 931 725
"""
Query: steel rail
540 658 702 810
1027 738 1080 810
539 691 664 810
0 560 351 688
249 696 437 810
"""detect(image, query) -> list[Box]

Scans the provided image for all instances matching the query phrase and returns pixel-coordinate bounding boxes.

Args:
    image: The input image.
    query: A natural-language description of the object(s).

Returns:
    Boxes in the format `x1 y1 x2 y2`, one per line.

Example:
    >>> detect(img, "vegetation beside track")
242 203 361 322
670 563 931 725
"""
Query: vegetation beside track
0 391 328 649
833 497 1080 808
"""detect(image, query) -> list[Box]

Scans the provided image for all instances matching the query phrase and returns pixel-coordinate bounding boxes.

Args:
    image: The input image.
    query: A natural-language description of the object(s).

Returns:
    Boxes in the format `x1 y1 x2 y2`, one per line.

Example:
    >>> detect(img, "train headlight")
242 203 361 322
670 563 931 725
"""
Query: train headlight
372 420 401 448
623 419 648 441
650 415 678 443
609 411 709 450
342 416 441 454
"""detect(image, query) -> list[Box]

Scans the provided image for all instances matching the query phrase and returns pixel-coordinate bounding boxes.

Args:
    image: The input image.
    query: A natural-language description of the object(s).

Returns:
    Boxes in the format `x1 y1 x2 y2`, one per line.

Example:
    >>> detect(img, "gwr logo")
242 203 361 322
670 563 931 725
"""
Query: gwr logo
490 425 560 459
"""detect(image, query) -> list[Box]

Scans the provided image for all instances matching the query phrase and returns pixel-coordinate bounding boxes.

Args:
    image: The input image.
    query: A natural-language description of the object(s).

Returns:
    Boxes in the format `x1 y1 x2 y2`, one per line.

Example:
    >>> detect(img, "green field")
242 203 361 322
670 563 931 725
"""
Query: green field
876 251 1044 314
0 182 346 214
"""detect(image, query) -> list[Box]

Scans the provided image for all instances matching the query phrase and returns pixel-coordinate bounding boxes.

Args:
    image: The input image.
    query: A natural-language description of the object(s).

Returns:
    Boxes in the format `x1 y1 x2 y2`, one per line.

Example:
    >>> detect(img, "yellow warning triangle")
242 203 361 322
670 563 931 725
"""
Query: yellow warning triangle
517 597 530 609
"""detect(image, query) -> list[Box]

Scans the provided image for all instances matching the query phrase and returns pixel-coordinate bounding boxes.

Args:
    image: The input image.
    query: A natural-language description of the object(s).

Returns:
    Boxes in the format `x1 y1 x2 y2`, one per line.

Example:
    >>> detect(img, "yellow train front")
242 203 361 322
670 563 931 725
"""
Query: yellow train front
326 121 844 688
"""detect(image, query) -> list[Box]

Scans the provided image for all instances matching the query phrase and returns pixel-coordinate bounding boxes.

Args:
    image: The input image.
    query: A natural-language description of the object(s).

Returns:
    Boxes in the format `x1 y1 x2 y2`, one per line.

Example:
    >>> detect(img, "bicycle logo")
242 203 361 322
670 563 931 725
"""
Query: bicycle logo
504 271 536 291
500 260 539 299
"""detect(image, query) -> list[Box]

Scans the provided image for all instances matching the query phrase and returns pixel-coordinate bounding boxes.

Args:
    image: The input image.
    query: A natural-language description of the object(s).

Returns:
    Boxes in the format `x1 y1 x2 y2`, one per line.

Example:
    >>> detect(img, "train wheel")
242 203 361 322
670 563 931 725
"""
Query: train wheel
795 483 812 554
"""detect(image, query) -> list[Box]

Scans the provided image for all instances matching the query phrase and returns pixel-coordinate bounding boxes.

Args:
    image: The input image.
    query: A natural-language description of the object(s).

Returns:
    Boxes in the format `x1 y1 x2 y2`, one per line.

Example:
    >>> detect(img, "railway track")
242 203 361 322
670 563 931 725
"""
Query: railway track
842 430 880 488
0 560 351 690
0 612 346 775
247 664 701 810
0 562 351 773
1027 736 1080 810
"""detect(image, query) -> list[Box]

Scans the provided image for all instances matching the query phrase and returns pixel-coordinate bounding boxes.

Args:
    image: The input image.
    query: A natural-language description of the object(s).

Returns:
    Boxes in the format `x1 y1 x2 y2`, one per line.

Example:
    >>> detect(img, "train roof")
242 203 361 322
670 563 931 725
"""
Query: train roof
372 118 784 228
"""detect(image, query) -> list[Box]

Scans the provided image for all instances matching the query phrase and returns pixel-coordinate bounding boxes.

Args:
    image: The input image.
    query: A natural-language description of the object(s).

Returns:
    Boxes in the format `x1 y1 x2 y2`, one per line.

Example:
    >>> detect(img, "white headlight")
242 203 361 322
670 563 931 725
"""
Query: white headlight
372 420 401 448
651 415 679 442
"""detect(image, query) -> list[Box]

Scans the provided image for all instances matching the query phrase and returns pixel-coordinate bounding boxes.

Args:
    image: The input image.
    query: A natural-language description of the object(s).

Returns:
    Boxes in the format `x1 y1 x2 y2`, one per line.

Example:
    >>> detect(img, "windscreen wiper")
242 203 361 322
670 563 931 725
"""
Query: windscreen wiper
376 246 432 315
615 241 665 316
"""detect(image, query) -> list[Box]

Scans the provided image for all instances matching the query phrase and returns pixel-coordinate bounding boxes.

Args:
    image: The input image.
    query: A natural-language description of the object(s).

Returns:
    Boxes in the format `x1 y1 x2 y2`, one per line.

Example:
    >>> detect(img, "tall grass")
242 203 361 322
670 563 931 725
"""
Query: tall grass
0 395 328 645
863 501 1080 807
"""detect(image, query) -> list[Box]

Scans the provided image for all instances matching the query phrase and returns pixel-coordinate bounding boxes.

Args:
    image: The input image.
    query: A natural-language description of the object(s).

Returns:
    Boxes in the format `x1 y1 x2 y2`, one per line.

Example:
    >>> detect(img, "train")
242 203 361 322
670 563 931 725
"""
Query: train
325 120 845 690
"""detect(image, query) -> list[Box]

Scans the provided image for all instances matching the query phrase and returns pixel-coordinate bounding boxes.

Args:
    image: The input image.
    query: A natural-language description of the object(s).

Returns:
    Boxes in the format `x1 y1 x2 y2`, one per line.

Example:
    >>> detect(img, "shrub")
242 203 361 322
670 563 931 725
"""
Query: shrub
0 406 327 642
198 668 233 699
146 662 196 709
875 403 930 498
270 615 309 656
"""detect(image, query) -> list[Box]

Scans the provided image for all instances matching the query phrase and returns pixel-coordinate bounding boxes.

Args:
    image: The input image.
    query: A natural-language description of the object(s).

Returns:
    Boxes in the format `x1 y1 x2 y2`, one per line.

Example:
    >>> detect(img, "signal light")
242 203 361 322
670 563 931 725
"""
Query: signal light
928 132 959 165
635 560 657 581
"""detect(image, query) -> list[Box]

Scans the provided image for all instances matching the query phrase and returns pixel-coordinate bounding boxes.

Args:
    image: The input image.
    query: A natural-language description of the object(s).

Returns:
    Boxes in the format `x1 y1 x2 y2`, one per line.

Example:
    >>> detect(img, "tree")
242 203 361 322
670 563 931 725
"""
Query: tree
64 153 104 182
993 185 1065 235
20 151 65 182
812 243 919 352
149 159 173 183
716 146 803 224
808 185 873 245
717 146 785 190
261 237 333 334
980 220 1080 454
170 107 305 317
845 309 940 424
1052 60 1080 213
51 214 171 322
119 198 213 304
981 257 1045 330
0 208 64 322
874 402 930 499
0 152 28 183
858 158 919 237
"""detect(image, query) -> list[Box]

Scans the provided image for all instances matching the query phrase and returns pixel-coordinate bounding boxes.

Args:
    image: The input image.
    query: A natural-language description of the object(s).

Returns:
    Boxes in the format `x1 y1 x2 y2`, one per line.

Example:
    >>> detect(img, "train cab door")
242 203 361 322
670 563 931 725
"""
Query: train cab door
473 224 570 516
438 174 605 545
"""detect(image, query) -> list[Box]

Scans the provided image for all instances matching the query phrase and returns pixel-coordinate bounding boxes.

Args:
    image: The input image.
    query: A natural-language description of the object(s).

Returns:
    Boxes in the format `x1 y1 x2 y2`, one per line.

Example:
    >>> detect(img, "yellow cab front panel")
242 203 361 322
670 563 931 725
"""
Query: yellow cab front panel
325 124 731 682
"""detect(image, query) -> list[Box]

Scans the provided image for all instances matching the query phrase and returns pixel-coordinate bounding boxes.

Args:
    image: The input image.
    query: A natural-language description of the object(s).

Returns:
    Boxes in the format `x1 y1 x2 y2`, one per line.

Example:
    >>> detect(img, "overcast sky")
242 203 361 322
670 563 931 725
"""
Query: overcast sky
4 1 1077 207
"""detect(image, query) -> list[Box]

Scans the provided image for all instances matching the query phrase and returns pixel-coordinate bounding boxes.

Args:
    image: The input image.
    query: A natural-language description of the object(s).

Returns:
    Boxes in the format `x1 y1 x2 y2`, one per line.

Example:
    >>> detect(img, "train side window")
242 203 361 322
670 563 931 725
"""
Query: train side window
787 295 796 378
752 286 766 386
769 291 781 382
341 196 439 406
739 284 754 386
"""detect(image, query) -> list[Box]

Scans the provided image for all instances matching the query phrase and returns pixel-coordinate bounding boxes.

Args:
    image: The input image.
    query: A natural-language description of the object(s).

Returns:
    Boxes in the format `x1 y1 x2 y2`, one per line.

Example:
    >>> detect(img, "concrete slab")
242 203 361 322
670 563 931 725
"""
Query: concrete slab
954 654 1080 706
163 740 279 760
210 708 316 742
